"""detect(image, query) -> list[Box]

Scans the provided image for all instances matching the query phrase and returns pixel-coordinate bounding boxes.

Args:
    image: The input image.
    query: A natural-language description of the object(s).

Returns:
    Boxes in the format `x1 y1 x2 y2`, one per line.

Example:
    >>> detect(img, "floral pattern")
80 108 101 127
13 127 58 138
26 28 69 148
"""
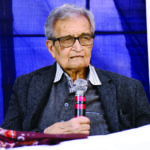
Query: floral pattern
0 128 87 148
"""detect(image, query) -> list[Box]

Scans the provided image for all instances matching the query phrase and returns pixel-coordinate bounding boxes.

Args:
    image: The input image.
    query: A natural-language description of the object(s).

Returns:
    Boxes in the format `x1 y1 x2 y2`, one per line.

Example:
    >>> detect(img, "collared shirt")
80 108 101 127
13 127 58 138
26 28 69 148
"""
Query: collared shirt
54 63 102 93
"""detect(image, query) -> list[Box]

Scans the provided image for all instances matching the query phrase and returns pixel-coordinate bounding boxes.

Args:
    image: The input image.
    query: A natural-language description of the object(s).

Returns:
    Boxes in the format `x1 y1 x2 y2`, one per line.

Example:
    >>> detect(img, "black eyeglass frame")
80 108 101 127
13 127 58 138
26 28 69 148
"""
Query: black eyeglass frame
49 34 95 48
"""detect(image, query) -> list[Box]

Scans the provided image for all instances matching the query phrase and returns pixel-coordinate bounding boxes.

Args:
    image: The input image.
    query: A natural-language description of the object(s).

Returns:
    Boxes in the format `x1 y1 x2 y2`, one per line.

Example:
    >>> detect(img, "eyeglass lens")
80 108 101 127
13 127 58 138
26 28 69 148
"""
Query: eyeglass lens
59 35 94 48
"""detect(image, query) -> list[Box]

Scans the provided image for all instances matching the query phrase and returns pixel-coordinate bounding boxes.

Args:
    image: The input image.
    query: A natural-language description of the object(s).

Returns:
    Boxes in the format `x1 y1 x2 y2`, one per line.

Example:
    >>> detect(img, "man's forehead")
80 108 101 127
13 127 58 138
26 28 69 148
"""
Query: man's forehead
53 16 91 37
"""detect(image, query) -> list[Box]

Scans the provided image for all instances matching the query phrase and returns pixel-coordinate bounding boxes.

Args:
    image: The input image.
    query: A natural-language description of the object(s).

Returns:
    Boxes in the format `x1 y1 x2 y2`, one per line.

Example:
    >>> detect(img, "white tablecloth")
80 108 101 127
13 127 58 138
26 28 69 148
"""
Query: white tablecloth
4 125 150 150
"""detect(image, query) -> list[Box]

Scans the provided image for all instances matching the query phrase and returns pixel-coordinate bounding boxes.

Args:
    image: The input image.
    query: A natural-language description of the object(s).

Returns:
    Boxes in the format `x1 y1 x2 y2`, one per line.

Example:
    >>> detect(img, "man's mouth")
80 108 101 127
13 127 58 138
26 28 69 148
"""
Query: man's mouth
70 56 84 59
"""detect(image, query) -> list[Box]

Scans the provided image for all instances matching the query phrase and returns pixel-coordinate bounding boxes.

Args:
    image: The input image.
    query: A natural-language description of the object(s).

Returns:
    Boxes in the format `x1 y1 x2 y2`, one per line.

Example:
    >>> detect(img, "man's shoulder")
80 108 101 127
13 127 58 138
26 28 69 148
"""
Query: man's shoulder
29 65 53 76
15 63 56 83
95 67 139 85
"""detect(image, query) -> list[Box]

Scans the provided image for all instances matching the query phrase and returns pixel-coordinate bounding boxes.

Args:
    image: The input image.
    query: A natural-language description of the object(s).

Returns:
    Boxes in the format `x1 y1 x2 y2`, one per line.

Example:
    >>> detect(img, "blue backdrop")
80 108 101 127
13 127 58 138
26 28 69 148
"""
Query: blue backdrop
0 0 149 125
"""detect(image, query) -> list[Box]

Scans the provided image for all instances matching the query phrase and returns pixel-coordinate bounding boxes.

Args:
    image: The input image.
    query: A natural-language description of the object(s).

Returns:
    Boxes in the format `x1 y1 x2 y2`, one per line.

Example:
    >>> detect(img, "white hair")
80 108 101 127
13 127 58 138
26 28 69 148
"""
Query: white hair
45 4 95 39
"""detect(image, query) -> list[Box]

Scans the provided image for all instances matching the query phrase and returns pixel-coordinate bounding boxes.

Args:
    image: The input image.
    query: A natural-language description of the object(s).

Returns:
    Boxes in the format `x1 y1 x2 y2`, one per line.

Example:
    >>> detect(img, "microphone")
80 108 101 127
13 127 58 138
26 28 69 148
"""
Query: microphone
73 79 88 117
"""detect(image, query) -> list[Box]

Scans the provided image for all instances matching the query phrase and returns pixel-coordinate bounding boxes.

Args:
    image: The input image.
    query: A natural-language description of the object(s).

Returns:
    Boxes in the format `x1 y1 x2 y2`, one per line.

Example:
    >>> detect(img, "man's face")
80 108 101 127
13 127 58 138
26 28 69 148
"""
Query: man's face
46 15 93 72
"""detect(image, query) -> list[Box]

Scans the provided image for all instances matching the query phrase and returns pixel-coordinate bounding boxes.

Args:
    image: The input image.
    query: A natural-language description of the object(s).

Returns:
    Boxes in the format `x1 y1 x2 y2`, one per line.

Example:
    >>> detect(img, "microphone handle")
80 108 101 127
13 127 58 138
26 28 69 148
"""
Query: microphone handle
74 91 86 117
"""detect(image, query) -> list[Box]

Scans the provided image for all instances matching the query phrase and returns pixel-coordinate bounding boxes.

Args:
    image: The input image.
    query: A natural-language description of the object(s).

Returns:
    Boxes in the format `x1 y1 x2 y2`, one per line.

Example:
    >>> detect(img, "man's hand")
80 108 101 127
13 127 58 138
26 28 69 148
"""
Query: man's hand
44 116 90 135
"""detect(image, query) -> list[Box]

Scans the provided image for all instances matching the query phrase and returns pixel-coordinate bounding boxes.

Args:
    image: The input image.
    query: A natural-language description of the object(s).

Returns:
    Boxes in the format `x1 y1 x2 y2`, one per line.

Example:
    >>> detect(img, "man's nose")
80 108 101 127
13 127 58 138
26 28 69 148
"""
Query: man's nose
72 39 82 51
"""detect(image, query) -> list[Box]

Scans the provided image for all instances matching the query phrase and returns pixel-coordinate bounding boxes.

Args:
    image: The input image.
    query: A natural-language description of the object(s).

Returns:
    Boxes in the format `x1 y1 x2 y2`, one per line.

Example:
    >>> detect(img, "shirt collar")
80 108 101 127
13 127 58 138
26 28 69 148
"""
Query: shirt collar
54 63 64 83
88 64 102 85
54 63 102 86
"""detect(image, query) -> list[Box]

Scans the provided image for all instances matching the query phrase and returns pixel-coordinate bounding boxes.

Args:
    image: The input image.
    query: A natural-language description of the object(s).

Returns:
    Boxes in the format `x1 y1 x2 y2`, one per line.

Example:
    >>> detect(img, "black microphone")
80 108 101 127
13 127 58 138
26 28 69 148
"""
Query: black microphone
73 79 88 117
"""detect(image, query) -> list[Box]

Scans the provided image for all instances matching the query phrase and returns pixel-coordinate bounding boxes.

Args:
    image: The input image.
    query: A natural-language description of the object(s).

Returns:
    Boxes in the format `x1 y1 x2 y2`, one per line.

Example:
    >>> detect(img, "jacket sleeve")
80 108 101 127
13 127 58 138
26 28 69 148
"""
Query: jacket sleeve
1 76 28 131
135 81 150 127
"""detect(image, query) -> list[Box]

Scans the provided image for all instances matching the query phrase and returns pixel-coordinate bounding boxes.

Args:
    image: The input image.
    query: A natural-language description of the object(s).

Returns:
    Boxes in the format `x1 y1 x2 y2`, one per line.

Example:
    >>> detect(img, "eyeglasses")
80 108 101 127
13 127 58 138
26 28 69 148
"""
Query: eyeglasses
50 34 95 48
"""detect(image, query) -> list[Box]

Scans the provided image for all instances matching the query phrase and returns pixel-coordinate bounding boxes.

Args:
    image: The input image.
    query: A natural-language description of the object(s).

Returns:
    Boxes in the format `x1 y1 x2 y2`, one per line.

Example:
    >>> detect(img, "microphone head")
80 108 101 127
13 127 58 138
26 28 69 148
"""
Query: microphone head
73 79 88 93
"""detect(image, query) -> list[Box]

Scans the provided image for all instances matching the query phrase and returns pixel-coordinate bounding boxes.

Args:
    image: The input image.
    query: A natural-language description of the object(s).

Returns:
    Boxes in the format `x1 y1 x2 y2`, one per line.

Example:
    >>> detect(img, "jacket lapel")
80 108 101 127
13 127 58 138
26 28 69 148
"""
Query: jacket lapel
23 63 56 130
96 69 120 132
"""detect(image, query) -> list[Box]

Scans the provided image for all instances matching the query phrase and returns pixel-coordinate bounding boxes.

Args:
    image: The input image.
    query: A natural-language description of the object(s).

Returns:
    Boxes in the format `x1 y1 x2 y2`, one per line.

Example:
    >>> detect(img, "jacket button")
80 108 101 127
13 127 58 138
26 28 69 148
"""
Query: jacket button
64 103 69 107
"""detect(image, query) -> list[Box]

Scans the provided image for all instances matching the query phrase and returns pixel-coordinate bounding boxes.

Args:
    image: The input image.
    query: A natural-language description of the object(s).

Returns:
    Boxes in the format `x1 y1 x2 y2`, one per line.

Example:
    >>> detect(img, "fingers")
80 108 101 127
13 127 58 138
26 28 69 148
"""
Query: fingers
78 116 90 124
44 117 90 135
80 124 90 131
80 130 90 135
66 117 90 135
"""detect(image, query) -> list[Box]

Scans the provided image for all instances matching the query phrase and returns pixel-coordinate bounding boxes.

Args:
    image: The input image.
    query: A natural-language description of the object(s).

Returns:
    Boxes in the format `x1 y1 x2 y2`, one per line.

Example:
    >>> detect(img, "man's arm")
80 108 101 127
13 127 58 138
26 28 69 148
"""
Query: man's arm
1 76 27 130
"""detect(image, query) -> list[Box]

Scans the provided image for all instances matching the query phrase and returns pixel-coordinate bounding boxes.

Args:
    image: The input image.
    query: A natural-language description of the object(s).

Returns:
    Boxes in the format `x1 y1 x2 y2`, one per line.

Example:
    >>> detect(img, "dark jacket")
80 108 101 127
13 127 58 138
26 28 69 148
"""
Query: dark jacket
1 63 150 133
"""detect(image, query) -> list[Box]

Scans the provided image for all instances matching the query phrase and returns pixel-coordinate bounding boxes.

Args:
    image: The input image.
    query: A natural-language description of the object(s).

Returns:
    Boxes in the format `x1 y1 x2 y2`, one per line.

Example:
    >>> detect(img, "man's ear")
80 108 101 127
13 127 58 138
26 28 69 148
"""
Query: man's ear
46 40 56 58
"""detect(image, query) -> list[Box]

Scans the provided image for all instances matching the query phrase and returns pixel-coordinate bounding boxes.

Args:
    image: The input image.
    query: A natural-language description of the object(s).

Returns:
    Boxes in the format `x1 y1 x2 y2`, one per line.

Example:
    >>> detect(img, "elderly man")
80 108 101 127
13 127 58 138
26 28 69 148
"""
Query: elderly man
1 4 150 136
